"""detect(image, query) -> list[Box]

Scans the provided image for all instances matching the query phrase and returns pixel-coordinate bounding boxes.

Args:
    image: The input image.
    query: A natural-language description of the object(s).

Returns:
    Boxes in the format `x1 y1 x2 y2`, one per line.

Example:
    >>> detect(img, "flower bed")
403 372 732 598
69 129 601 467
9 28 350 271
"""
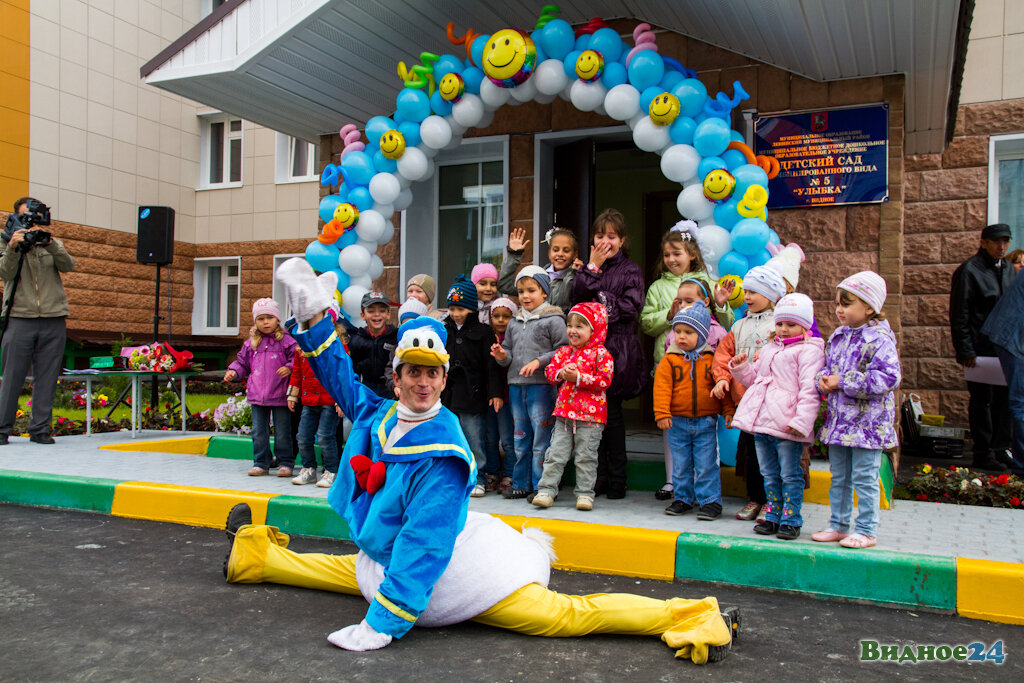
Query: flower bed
898 464 1023 509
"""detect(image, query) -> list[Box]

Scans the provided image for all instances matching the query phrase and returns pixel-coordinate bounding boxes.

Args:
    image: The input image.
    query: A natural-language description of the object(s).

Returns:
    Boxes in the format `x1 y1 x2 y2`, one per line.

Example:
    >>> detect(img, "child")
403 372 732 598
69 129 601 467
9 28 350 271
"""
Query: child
471 262 500 324
442 275 503 497
813 272 901 549
712 266 787 520
491 265 569 498
224 298 297 477
533 302 614 511
346 291 398 400
729 293 825 540
765 242 822 339
288 344 340 488
1007 248 1024 273
485 296 518 492
499 227 581 312
406 273 445 320
398 297 428 325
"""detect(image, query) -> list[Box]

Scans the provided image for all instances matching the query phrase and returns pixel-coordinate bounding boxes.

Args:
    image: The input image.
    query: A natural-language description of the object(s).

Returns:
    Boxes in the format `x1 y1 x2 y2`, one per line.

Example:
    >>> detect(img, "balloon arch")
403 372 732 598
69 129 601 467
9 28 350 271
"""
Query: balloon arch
304 7 781 327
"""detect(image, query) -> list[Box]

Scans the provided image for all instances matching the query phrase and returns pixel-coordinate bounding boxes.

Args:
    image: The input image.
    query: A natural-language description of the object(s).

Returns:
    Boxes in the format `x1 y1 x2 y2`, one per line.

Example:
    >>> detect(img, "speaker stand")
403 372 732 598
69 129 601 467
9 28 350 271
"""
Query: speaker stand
151 262 163 414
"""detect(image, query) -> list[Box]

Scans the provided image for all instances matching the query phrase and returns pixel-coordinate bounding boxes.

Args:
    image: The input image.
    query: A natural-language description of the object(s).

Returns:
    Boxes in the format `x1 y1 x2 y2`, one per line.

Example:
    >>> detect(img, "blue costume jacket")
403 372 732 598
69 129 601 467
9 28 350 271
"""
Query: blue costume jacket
291 316 476 638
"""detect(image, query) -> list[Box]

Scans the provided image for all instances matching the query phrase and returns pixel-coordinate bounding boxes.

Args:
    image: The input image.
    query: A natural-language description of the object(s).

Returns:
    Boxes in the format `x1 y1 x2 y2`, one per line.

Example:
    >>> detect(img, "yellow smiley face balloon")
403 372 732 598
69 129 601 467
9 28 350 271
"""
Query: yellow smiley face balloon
483 28 537 87
333 202 359 230
703 169 736 202
438 72 465 102
379 129 406 160
575 50 605 82
648 92 680 126
718 274 745 309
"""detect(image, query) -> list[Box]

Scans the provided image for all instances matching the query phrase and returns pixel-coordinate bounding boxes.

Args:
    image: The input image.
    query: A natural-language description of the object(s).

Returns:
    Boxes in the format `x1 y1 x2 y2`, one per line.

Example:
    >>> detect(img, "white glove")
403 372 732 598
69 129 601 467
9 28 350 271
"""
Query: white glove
275 258 338 325
327 619 393 651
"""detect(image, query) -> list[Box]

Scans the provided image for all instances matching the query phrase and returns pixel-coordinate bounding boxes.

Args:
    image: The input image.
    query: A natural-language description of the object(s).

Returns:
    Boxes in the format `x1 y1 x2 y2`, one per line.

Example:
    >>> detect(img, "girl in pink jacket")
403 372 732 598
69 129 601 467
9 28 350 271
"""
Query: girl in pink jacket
729 294 825 541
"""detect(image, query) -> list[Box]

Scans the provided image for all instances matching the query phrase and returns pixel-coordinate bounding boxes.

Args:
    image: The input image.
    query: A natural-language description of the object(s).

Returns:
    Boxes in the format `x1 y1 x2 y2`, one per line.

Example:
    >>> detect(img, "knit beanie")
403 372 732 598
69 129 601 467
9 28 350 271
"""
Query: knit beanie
398 298 428 324
765 242 805 288
742 266 787 303
672 300 711 348
471 262 499 284
774 293 814 330
838 271 887 314
252 297 280 321
490 296 519 317
515 265 551 295
407 273 436 303
446 274 479 310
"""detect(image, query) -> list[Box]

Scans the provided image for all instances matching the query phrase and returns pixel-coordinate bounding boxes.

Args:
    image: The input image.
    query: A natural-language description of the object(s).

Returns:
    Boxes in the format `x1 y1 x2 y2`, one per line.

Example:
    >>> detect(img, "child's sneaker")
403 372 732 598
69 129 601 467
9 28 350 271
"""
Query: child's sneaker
576 496 593 511
291 467 318 485
776 524 801 540
735 501 762 520
276 466 293 478
247 466 269 476
664 500 692 516
697 502 722 521
753 520 779 535
316 470 336 488
532 492 554 508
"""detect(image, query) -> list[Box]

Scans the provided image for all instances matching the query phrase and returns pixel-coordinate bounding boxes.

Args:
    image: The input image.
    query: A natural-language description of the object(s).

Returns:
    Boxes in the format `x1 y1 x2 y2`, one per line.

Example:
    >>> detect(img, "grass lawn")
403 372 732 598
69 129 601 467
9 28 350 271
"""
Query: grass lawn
18 394 230 422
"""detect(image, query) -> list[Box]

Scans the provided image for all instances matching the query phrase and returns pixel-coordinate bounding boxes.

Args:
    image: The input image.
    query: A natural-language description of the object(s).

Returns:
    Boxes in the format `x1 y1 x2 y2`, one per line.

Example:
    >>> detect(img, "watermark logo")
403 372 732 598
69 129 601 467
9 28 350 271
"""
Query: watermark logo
860 640 1006 664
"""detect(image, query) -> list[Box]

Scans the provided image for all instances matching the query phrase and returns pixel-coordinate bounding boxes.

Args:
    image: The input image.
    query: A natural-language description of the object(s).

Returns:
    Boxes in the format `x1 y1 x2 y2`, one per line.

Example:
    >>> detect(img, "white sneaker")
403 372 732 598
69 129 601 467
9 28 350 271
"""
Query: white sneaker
471 484 486 497
292 467 318 485
532 492 554 508
316 470 336 488
576 496 594 511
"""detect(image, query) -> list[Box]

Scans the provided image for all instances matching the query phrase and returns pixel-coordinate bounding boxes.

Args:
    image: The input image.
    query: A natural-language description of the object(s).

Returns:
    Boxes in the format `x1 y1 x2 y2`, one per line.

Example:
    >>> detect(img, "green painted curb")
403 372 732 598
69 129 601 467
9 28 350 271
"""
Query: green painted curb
266 495 351 540
880 453 895 506
0 469 118 513
675 533 956 610
206 434 322 462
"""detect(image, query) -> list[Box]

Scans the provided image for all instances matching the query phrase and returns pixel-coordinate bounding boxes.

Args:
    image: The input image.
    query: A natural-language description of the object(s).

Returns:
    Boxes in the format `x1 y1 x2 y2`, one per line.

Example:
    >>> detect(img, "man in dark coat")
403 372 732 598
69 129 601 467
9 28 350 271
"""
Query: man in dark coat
950 223 1016 471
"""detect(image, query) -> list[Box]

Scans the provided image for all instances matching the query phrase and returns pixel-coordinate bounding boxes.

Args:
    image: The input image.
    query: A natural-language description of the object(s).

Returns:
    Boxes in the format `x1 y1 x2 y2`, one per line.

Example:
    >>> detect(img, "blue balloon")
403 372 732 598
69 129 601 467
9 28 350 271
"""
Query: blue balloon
539 19 574 61
318 194 343 223
432 54 463 83
672 78 708 117
721 148 748 170
574 34 590 51
531 36 547 65
336 229 358 250
429 90 453 116
372 150 397 174
659 70 685 92
768 229 781 246
600 61 627 88
340 150 375 187
626 50 664 91
589 27 623 62
668 116 696 145
731 218 771 256
470 35 490 70
329 268 350 294
396 88 430 123
398 121 421 148
735 302 748 318
392 110 406 126
639 86 664 114
348 186 374 212
563 50 582 78
714 198 742 231
320 163 342 187
747 249 772 268
732 164 770 196
693 117 731 157
365 116 394 147
718 250 750 278
717 417 740 467
730 130 746 143
697 156 727 180
306 241 339 274
462 66 484 94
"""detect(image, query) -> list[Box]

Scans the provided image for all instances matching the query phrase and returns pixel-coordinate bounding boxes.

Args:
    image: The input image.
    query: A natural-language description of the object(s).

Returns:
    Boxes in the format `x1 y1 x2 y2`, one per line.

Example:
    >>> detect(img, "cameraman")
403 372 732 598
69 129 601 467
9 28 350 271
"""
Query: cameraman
0 197 75 445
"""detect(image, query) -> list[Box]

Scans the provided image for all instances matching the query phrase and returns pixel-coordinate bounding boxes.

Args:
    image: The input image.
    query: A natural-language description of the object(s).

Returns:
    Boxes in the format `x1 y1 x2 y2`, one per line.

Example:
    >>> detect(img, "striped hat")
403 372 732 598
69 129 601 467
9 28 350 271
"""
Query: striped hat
774 293 814 330
672 300 711 348
742 266 787 303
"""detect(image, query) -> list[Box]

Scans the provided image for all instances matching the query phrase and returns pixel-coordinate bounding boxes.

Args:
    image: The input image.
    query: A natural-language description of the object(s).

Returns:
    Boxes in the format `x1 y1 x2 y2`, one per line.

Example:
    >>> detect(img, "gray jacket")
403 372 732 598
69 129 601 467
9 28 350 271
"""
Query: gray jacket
497 303 569 385
0 236 74 318
497 247 576 313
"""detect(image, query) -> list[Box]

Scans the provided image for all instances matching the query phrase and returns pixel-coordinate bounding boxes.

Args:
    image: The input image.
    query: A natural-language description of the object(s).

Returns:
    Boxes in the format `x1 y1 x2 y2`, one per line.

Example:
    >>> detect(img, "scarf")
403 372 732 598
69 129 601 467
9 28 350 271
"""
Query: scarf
386 399 442 450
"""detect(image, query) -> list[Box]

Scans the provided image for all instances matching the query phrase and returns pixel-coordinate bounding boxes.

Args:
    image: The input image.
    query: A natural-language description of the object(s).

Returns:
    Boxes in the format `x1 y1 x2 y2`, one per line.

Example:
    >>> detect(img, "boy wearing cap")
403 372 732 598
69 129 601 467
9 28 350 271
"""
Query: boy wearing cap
654 301 735 520
346 291 398 400
442 275 503 496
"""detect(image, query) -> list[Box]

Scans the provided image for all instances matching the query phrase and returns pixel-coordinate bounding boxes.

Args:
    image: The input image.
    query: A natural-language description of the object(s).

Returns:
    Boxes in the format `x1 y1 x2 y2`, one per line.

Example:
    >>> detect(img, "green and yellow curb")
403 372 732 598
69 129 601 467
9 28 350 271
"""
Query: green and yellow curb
956 557 1024 625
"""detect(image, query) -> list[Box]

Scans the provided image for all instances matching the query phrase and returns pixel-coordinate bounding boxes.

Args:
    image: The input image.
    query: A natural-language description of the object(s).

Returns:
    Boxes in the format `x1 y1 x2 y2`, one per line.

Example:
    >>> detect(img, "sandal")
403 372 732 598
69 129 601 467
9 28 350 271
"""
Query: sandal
485 474 500 492
499 476 513 493
811 528 849 543
502 488 530 499
839 533 876 549
654 483 673 501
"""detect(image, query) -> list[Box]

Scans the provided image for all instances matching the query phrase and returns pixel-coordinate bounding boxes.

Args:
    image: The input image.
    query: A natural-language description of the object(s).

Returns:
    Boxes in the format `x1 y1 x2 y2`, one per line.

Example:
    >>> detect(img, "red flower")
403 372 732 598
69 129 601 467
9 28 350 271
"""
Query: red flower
1012 497 1021 507
915 494 928 501
943 493 951 497
996 474 1010 486
949 465 957 471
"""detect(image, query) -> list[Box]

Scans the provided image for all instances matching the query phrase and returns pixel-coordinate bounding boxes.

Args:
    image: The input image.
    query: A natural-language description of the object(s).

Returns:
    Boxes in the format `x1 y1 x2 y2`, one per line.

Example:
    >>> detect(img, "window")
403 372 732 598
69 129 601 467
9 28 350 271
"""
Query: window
201 0 227 16
193 257 240 334
271 254 304 321
200 115 242 189
437 160 505 292
989 133 1024 251
275 133 318 183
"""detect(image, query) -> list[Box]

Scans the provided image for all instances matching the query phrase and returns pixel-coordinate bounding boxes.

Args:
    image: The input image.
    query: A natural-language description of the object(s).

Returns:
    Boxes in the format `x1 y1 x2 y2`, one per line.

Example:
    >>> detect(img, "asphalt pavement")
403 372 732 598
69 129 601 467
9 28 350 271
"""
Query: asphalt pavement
2 504 1021 682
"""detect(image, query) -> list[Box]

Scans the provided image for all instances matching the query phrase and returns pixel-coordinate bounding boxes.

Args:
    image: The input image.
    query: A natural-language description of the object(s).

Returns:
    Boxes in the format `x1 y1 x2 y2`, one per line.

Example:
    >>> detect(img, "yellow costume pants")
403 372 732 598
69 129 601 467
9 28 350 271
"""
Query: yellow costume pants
227 525 730 664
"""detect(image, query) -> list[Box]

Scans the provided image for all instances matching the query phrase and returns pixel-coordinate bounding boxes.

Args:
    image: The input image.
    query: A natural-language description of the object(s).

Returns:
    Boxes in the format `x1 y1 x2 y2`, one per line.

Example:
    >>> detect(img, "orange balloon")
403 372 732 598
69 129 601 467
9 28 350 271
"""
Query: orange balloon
319 219 344 244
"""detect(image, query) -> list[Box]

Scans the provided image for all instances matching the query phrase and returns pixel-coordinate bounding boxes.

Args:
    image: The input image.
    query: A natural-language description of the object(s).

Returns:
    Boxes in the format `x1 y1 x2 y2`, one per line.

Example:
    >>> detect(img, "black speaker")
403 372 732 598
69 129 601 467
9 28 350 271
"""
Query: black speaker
137 206 175 265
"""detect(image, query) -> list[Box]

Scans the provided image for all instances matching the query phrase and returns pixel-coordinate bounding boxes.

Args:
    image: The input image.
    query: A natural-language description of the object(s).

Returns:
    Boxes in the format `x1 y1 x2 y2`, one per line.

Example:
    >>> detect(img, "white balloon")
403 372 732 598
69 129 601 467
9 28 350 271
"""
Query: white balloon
594 102 607 117
419 143 439 158
371 202 394 220
443 134 463 150
350 273 373 289
338 244 371 276
603 84 641 121
476 109 494 129
570 80 607 112
627 113 645 129
419 115 452 149
421 157 436 180
681 174 700 187
632 117 671 153
341 285 369 321
355 210 386 243
393 188 413 211
479 80 509 108
396 146 428 181
395 172 412 189
452 93 484 128
380 220 396 243
677 184 715 222
368 172 401 205
660 144 701 183
534 59 570 95
446 117 468 136
699 224 732 267
558 86 572 101
509 77 538 103
368 255 384 280
356 238 378 252
535 92 557 104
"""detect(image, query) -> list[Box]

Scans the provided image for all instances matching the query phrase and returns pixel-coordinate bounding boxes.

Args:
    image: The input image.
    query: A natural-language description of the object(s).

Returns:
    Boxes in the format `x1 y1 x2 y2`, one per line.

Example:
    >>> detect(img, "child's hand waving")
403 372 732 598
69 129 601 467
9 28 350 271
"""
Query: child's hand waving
508 227 530 252
490 343 506 361
714 278 735 308
730 353 748 367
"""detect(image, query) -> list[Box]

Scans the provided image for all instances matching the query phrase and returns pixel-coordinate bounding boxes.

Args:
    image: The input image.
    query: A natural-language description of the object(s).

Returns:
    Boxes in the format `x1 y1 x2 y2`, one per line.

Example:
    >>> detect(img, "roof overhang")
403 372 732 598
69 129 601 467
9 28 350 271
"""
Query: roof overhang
142 0 966 154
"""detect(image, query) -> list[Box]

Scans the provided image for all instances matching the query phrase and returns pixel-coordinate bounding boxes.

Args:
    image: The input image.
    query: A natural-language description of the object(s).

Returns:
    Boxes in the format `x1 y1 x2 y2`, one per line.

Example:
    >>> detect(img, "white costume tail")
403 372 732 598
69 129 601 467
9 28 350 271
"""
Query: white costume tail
521 525 557 564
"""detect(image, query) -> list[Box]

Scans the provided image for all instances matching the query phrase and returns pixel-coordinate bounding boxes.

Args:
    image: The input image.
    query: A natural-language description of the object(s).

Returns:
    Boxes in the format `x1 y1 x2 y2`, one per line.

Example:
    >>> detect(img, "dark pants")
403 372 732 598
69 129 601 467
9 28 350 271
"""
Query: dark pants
597 396 627 487
250 404 294 470
0 316 66 437
739 431 766 504
966 379 1010 463
996 346 1024 474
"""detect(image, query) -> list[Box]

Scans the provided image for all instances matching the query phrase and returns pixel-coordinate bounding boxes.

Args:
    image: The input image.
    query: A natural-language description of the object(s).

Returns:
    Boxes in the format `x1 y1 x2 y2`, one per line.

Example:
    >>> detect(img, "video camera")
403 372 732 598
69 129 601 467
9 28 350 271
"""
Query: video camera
3 199 52 252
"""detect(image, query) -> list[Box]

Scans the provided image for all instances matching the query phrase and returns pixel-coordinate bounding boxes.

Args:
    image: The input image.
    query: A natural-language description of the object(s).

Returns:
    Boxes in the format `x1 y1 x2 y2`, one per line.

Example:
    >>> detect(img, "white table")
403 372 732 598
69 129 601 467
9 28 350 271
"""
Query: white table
60 372 193 437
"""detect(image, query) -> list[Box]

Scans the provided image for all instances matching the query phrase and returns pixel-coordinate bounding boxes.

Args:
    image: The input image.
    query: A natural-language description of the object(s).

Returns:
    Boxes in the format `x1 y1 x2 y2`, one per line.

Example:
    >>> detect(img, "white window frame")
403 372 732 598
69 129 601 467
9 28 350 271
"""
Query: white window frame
201 0 227 16
192 257 241 335
271 253 305 322
199 113 243 190
988 133 1024 251
275 133 319 184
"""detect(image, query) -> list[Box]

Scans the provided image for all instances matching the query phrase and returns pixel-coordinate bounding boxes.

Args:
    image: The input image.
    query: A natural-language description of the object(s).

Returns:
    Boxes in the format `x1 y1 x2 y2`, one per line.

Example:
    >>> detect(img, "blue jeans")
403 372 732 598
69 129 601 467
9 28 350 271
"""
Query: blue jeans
754 434 805 527
996 345 1024 474
458 412 487 484
296 405 340 472
250 404 294 470
485 403 514 477
665 415 720 506
508 384 556 491
827 445 882 537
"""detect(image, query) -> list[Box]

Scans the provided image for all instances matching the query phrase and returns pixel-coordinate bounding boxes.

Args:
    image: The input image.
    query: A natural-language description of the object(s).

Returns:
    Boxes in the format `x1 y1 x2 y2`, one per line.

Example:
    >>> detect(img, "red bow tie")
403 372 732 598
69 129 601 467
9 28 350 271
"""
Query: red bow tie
349 454 386 494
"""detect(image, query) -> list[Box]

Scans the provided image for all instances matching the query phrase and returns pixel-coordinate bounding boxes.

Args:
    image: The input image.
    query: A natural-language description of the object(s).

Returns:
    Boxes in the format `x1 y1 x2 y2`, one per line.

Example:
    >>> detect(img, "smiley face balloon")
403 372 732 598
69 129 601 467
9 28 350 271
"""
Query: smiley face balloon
648 92 680 126
575 50 605 82
482 28 537 88
379 129 406 160
703 169 736 202
718 274 745 309
438 72 466 103
333 202 360 230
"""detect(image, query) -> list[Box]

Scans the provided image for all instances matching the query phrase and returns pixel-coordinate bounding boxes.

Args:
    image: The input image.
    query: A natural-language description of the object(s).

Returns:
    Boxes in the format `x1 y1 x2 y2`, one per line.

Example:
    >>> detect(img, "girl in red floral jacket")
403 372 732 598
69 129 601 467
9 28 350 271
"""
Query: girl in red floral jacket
532 302 614 511
288 348 341 488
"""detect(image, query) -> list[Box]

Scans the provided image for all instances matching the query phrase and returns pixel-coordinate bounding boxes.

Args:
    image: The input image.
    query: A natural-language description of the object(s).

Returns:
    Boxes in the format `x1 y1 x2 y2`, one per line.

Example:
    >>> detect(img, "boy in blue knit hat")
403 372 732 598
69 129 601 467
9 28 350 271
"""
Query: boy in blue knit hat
443 274 503 497
653 301 735 520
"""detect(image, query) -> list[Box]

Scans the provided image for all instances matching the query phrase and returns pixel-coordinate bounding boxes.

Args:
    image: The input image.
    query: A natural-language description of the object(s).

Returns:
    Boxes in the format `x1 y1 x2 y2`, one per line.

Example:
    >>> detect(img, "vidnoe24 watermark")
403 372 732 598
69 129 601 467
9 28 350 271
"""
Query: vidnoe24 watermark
860 640 1006 664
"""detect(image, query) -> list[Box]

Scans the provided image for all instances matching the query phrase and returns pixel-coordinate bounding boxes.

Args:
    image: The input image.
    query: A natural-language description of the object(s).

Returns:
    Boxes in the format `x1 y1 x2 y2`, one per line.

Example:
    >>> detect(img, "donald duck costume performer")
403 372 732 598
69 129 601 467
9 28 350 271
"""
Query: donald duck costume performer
223 258 736 664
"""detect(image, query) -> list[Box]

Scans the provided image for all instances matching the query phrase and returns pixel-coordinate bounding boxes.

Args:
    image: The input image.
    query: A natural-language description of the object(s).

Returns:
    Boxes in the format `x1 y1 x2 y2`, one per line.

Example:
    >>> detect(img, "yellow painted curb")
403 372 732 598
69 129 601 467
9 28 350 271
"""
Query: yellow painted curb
956 557 1024 625
496 514 678 580
721 468 890 509
100 436 211 454
111 482 277 528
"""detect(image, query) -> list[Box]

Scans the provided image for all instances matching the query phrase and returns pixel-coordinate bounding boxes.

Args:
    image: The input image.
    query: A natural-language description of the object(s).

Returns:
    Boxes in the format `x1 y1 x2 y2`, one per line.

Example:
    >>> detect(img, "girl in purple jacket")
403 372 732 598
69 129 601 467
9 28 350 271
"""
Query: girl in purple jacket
224 298 298 477
813 272 901 549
